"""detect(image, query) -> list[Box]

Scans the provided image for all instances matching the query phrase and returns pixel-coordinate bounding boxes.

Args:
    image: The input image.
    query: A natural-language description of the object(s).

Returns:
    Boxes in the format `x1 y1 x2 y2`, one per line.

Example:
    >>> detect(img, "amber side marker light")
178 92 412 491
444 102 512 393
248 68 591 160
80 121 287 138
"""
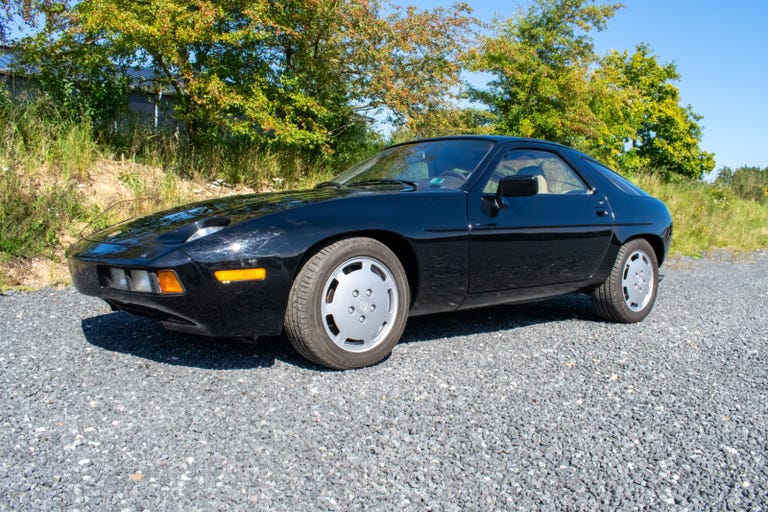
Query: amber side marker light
214 268 267 283
157 270 185 294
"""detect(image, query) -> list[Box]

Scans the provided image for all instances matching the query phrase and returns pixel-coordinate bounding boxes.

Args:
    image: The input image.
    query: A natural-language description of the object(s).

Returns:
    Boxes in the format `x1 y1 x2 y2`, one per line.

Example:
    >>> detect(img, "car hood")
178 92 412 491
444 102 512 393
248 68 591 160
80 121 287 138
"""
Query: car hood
83 188 359 245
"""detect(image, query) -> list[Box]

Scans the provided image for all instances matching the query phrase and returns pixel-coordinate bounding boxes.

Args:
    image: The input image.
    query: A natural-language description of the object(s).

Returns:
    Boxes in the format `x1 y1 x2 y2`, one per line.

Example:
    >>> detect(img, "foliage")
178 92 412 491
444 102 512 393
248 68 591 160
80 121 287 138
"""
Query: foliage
0 87 98 179
19 0 471 152
1 0 132 123
596 45 715 178
715 165 768 203
4 0 472 155
392 106 495 142
465 0 621 147
632 173 768 256
0 168 84 257
0 89 91 257
1 0 70 43
4 0 716 182
466 0 714 180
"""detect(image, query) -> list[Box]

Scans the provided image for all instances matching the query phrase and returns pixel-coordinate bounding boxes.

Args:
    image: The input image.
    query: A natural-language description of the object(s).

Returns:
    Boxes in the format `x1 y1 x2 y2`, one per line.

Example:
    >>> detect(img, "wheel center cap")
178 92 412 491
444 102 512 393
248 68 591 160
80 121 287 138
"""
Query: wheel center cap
358 300 369 312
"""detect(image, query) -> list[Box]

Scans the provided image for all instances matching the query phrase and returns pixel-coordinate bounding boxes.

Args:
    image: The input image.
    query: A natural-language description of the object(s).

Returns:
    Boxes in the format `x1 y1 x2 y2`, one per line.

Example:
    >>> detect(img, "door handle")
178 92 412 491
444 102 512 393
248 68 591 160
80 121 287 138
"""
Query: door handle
595 208 610 217
594 197 610 217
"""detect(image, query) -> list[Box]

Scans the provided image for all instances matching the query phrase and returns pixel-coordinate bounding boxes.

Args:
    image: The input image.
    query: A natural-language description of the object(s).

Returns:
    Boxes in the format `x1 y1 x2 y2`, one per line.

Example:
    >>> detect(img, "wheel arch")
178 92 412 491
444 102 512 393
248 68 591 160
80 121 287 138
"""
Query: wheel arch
627 234 666 267
294 230 420 305
614 229 667 267
645 234 666 266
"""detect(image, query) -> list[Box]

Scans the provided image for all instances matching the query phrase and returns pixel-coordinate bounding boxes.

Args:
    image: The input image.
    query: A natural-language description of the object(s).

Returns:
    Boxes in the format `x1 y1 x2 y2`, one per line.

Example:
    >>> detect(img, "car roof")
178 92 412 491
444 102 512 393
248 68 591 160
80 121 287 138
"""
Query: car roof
388 136 615 179
392 135 574 151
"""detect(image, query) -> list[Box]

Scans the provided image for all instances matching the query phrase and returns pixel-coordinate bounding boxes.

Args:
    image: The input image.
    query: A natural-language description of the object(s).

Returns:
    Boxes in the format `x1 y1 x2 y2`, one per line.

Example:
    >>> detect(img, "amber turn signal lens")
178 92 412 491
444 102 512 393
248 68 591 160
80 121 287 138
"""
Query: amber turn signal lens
214 268 266 283
157 270 184 294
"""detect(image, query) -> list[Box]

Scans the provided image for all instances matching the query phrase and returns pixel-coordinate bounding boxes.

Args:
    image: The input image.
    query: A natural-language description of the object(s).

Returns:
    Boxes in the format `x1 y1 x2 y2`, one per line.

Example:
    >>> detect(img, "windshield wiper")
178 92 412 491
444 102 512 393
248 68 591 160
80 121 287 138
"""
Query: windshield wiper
348 178 417 190
315 181 342 189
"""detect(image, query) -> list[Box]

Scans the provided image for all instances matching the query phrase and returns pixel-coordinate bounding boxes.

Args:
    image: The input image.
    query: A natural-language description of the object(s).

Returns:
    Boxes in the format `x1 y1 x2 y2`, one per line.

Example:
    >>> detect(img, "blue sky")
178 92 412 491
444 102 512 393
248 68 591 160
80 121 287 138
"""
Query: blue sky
412 0 768 170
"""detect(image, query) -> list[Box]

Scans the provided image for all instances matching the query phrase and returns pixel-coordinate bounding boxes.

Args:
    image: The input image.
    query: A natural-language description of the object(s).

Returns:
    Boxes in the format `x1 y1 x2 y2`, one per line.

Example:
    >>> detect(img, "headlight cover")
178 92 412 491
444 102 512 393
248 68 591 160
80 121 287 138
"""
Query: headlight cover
185 217 231 243
186 225 226 242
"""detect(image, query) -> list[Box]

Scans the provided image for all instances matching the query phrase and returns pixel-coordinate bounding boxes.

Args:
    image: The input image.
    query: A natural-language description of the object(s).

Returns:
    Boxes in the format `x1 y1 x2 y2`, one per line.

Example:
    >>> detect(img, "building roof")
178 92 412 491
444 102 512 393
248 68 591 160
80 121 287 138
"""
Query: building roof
0 46 172 95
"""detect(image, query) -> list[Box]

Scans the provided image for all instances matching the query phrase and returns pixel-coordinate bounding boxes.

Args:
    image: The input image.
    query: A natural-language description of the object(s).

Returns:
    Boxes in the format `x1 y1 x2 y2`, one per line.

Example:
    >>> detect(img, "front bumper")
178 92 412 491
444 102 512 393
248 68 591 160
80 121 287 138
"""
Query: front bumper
68 246 291 337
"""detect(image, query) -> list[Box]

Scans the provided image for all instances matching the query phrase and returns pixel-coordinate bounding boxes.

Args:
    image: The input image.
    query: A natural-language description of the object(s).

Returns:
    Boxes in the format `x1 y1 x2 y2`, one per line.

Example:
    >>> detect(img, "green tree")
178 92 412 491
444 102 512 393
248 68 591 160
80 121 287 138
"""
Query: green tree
465 0 714 180
465 0 621 147
1 0 130 123
715 165 768 203
597 44 715 178
3 0 472 153
8 0 472 150
1 0 69 43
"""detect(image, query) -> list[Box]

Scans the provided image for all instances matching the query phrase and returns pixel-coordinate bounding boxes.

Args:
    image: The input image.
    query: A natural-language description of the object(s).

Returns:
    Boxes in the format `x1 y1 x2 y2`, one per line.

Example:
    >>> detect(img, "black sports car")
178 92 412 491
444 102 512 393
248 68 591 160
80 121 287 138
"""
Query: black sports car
68 136 672 369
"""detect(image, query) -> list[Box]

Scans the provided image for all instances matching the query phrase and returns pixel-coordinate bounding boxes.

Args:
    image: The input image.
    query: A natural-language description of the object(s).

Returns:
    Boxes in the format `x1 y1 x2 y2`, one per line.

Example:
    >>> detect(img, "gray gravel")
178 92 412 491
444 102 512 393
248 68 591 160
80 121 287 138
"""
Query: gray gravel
1 253 767 511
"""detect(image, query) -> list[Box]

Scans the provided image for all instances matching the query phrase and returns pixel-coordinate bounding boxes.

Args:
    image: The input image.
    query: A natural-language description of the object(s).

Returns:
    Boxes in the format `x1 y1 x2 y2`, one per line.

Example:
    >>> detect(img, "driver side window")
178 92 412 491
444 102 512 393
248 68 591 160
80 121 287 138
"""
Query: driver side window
483 149 589 195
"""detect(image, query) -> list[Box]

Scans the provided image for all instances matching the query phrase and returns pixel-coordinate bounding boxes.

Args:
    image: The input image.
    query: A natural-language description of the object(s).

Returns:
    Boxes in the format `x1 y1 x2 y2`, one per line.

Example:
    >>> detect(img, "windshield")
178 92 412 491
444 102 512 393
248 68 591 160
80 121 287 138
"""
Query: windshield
331 139 495 190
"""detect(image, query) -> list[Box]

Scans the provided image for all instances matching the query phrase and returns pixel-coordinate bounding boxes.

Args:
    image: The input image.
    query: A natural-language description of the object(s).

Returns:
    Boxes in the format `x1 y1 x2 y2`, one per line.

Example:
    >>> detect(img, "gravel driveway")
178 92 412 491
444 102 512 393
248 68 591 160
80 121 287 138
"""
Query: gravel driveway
1 253 767 511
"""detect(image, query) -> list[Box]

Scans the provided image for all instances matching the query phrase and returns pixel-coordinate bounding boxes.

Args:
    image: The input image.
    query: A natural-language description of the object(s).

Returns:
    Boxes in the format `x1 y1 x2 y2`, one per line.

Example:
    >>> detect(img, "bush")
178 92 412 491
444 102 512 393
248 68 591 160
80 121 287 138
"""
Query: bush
715 166 768 204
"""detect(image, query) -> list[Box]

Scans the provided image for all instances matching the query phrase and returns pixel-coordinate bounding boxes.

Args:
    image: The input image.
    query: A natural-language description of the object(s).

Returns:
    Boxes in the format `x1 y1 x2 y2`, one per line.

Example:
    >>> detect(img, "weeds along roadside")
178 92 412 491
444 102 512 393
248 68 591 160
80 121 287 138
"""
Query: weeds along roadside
1 92 768 289
0 92 339 283
633 174 768 255
0 92 97 262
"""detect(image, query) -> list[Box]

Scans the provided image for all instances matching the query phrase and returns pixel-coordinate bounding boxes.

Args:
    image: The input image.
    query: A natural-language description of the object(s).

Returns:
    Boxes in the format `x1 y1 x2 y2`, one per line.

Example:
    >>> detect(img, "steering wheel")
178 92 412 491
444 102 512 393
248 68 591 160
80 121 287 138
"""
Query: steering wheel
438 169 469 182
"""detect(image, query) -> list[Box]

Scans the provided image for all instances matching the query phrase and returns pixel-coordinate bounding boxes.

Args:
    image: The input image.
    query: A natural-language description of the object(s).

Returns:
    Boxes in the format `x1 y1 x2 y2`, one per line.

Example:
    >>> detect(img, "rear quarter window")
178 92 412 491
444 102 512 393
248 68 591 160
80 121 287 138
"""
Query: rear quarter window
583 159 651 197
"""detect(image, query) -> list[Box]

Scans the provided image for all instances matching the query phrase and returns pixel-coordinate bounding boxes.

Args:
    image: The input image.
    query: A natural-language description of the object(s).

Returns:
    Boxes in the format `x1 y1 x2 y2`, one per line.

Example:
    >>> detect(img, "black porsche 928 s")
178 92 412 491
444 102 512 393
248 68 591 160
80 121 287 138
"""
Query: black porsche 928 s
68 136 673 369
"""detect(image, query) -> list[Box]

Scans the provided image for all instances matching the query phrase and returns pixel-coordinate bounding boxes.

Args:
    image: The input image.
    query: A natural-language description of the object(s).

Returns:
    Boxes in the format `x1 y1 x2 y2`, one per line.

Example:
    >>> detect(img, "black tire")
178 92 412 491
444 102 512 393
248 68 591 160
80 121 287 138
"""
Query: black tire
285 237 410 370
592 238 659 323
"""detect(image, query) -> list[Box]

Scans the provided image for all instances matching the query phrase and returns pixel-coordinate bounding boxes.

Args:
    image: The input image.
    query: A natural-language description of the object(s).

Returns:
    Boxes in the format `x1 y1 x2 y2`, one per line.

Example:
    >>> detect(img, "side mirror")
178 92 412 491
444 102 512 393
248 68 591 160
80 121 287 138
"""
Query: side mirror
497 175 539 199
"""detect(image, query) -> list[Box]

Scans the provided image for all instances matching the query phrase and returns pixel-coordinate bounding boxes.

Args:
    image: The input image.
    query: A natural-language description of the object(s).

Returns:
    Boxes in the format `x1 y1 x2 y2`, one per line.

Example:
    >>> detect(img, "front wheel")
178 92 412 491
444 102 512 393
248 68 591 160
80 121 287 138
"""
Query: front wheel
285 237 410 369
592 238 659 323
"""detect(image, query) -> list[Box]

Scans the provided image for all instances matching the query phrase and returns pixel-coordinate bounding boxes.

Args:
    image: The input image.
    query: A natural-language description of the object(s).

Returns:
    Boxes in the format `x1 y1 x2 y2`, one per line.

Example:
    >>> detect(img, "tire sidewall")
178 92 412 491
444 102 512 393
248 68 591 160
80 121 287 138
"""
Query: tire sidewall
613 239 659 323
301 238 410 369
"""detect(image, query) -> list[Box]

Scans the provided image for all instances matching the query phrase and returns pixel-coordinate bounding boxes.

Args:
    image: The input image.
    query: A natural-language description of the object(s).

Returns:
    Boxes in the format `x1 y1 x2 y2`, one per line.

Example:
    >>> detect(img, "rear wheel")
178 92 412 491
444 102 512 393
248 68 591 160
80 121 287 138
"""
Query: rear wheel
285 237 410 369
592 238 658 323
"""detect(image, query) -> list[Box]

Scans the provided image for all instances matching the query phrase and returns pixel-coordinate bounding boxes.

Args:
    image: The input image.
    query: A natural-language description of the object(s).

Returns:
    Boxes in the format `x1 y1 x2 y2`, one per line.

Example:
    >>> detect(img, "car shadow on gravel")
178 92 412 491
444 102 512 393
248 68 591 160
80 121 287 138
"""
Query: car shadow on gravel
81 294 598 370
81 312 295 370
400 294 599 344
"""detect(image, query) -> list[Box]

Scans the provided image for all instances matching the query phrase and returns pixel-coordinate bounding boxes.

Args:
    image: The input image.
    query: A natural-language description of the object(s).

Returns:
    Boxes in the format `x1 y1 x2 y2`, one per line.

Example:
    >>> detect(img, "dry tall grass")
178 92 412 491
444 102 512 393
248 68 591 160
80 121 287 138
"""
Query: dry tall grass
633 174 768 256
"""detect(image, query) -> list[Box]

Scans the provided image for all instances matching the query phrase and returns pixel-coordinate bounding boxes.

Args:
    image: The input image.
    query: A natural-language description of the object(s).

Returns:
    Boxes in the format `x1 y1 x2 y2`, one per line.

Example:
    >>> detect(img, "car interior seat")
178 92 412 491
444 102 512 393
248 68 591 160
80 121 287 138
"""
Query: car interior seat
515 165 548 194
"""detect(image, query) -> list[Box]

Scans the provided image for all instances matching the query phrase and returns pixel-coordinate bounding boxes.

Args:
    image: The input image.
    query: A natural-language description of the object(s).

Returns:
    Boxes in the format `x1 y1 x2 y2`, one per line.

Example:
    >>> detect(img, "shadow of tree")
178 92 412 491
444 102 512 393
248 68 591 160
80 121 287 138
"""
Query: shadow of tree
81 294 597 369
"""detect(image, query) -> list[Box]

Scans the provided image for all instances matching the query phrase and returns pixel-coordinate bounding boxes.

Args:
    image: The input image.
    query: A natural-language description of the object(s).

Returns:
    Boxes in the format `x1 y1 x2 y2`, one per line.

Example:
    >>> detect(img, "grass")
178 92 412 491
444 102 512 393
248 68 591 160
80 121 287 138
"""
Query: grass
1 90 767 289
0 92 342 267
0 169 85 257
104 120 357 190
632 174 768 256
0 91 94 258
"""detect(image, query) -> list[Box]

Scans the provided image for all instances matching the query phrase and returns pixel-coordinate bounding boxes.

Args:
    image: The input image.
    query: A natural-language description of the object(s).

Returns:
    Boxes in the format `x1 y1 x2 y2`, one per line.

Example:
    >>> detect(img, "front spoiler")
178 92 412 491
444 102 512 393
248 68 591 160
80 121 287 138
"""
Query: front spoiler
68 248 290 338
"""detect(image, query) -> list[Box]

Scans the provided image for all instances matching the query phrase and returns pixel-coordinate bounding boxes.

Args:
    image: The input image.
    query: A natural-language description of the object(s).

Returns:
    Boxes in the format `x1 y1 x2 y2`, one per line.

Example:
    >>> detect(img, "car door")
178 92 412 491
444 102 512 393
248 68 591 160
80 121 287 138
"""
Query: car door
468 146 614 293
